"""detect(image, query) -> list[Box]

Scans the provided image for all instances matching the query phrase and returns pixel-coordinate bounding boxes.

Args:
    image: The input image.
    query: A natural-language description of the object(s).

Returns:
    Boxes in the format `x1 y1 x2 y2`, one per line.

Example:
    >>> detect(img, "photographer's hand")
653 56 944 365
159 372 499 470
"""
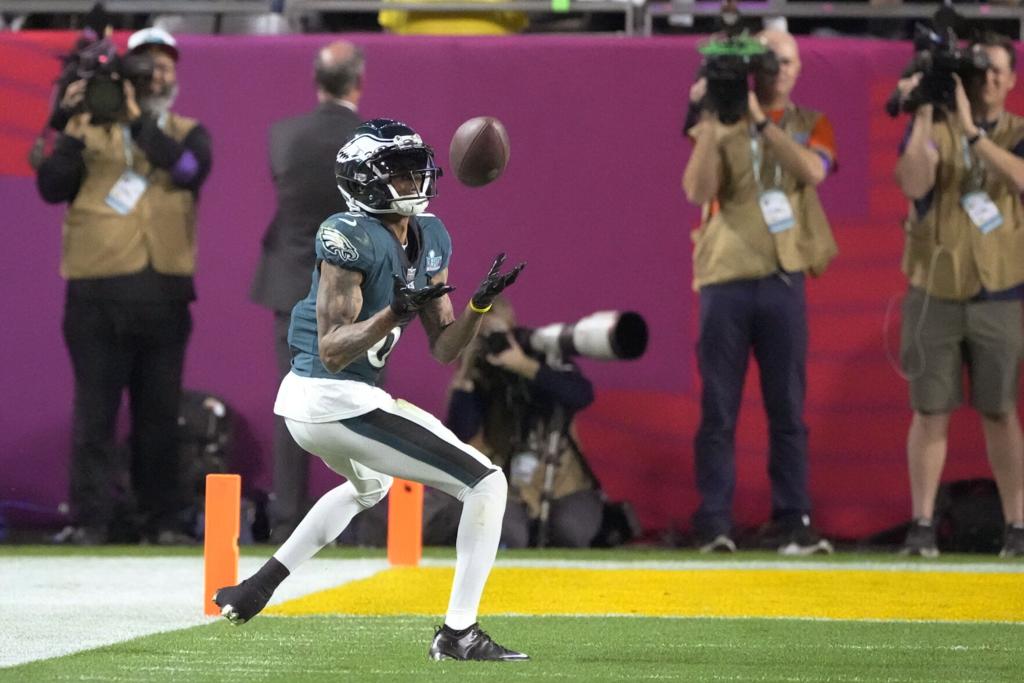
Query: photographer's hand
60 80 87 112
747 92 767 126
486 334 540 380
471 253 526 313
63 112 91 141
123 81 142 123
952 74 977 137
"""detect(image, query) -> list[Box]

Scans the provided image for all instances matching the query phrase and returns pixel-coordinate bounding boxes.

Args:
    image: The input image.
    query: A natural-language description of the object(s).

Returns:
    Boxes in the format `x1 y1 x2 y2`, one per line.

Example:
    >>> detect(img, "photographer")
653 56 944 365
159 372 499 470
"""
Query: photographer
682 29 837 555
36 27 212 545
445 297 602 548
893 32 1024 558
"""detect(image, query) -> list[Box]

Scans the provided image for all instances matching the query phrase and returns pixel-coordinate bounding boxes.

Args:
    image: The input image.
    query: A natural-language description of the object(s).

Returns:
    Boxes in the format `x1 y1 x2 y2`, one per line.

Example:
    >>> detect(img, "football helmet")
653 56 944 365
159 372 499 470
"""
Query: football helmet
335 118 441 216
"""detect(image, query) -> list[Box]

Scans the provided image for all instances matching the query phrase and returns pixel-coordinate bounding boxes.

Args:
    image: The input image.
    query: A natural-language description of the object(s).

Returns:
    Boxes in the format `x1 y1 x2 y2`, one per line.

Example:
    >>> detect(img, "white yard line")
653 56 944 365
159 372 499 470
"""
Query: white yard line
0 556 388 668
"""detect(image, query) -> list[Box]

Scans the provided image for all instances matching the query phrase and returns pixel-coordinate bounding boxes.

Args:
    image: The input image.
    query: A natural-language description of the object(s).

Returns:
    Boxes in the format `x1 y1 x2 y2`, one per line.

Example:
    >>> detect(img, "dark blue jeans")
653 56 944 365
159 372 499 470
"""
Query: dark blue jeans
692 273 811 540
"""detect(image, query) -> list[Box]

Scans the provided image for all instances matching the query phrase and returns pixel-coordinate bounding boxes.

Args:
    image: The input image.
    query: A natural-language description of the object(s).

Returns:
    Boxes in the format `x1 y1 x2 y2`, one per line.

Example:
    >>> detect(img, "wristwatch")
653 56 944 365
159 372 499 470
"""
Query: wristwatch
967 128 986 146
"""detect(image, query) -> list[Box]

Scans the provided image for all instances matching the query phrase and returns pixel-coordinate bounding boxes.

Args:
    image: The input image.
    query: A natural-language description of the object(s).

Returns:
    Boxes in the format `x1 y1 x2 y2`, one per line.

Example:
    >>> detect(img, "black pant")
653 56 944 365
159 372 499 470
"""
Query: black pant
269 310 310 537
692 274 811 539
63 297 191 534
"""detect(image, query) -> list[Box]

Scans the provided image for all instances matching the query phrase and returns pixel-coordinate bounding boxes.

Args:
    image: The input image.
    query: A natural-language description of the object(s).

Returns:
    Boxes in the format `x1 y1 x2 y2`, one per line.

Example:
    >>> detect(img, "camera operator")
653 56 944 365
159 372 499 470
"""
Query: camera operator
36 27 212 545
893 32 1024 558
682 29 838 555
445 297 603 548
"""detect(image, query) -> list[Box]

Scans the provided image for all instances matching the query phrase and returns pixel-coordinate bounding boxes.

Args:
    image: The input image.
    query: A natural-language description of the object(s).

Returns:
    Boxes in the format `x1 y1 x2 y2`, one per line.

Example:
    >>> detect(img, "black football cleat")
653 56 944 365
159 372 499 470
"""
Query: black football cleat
213 578 274 625
212 558 290 625
429 624 529 661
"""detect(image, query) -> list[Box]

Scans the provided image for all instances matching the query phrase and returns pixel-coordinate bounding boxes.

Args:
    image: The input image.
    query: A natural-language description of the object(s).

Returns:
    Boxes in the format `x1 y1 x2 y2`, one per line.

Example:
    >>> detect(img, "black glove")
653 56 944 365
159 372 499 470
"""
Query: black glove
389 274 454 320
471 253 526 311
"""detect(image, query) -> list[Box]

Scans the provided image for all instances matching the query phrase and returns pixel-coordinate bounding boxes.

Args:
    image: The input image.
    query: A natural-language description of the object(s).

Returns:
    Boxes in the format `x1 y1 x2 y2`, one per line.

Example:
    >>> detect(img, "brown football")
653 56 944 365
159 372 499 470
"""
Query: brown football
449 116 510 187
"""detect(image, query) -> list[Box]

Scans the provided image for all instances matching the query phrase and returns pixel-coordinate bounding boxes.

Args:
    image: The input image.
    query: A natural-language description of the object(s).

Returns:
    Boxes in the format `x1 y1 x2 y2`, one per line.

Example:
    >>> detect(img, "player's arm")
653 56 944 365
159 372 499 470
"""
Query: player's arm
316 262 402 373
423 253 526 365
421 268 483 365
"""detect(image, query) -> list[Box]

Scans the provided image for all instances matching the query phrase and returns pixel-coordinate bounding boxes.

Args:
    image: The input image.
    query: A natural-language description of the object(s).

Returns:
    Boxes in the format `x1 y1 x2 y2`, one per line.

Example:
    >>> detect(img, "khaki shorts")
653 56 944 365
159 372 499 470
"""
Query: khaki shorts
901 287 1023 415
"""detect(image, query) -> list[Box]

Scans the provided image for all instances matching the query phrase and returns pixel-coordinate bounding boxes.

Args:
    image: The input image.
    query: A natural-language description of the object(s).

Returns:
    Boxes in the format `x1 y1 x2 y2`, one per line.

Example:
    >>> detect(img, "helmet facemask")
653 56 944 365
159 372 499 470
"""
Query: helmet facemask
336 129 441 216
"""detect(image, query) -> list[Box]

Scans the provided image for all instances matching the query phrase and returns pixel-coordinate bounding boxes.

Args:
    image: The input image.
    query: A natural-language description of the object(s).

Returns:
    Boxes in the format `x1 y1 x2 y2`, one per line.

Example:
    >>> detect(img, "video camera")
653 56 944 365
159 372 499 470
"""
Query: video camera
482 311 648 364
56 38 154 121
697 34 780 125
885 22 990 117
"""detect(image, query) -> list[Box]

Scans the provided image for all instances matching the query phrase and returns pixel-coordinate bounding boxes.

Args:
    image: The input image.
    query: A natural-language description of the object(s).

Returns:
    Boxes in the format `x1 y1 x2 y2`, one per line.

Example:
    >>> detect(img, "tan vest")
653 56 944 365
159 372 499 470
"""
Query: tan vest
475 405 594 519
60 112 200 280
902 114 1024 300
691 106 837 290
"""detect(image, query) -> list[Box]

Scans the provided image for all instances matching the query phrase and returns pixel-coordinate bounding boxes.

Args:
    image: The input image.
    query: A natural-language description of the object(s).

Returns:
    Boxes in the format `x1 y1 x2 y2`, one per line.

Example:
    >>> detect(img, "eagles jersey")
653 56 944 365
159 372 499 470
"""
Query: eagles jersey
287 211 452 386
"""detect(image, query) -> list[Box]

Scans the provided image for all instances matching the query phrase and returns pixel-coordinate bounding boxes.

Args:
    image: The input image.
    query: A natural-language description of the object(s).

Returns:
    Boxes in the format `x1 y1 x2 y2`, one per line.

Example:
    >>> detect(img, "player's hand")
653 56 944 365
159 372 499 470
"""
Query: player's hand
389 274 453 320
471 253 525 311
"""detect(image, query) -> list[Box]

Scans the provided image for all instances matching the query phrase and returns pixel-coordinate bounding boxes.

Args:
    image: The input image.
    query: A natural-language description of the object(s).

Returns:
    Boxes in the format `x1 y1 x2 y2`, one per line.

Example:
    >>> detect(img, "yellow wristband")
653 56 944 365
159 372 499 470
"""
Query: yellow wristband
469 300 492 314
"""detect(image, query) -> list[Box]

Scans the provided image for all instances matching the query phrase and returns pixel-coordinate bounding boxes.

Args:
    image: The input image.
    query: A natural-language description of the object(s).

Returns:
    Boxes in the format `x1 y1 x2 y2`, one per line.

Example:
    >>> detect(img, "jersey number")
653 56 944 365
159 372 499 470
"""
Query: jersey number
367 327 402 368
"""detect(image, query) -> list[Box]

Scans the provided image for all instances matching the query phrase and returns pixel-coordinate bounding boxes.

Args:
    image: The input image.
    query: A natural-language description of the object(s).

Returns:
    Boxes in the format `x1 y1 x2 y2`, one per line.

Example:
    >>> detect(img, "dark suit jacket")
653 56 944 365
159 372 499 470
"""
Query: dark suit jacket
250 101 361 312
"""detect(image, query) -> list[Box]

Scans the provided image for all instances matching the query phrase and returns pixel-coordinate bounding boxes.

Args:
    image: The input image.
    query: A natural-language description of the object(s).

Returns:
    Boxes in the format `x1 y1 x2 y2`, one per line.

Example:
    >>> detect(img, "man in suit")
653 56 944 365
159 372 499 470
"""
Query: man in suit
250 40 365 542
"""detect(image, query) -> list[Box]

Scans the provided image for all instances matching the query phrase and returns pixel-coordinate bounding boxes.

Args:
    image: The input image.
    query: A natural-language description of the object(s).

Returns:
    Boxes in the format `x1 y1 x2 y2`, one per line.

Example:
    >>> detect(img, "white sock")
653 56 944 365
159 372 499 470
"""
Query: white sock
273 481 365 572
445 471 507 630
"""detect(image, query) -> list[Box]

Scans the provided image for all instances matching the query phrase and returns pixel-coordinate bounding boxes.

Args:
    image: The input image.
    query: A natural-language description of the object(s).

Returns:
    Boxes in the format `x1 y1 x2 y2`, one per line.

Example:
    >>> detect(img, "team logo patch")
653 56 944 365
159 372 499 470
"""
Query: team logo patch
321 226 360 262
426 249 442 272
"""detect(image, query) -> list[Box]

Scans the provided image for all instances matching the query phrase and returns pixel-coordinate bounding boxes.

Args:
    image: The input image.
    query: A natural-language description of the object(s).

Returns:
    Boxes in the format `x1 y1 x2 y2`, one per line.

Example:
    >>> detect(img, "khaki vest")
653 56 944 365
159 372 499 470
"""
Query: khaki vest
902 114 1024 300
60 112 200 280
474 403 593 519
691 106 837 290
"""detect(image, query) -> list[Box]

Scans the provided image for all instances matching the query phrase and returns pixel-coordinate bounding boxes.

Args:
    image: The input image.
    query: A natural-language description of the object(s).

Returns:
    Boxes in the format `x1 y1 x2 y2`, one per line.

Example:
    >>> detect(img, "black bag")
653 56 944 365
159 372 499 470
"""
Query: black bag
935 478 1004 553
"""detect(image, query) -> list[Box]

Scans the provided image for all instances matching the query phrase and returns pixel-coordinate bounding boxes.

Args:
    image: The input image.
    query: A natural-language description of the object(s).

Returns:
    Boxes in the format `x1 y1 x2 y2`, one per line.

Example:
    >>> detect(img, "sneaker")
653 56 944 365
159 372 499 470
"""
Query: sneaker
52 525 107 546
699 534 737 554
899 519 939 558
999 524 1024 558
428 623 529 661
778 516 833 556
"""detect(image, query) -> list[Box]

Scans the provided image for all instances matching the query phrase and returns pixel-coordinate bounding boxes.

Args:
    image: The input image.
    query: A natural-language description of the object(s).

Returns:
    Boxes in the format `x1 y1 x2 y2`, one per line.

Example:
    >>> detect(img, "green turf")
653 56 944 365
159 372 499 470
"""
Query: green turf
4 615 1023 682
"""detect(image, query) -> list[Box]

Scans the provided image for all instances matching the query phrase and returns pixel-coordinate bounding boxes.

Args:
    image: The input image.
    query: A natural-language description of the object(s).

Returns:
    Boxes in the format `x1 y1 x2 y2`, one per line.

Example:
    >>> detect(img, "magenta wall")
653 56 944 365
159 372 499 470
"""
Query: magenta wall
2 33 1021 538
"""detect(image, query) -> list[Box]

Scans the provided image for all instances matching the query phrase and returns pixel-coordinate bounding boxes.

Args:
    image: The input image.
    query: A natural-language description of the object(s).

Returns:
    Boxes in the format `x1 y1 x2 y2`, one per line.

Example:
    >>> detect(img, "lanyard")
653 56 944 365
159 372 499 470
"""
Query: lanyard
750 109 788 190
119 113 169 171
120 124 134 169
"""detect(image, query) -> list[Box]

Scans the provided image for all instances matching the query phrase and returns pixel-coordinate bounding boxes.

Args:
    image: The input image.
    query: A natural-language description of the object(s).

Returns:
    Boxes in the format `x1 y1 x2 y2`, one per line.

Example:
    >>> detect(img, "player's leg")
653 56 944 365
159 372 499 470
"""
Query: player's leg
324 401 527 660
214 438 391 624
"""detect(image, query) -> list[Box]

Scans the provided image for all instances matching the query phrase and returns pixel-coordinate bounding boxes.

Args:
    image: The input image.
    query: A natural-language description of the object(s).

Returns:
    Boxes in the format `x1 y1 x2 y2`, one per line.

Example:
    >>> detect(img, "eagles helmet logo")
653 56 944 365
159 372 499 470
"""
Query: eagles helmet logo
321 225 360 262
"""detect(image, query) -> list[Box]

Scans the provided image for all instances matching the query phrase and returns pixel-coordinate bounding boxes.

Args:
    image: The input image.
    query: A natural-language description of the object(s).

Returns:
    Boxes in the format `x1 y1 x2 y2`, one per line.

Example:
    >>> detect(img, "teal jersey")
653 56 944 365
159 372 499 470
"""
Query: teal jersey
287 211 452 386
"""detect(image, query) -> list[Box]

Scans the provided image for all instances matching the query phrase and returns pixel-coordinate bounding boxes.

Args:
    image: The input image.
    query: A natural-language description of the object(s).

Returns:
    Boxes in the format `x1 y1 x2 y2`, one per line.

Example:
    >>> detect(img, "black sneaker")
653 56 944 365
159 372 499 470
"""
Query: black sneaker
213 558 290 625
428 623 529 661
999 524 1024 558
698 534 737 553
778 516 834 556
899 519 939 558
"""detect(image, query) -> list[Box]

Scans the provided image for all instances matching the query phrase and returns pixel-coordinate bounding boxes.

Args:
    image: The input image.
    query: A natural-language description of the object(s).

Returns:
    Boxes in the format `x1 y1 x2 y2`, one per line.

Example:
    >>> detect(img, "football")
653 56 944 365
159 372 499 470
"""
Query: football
448 116 510 187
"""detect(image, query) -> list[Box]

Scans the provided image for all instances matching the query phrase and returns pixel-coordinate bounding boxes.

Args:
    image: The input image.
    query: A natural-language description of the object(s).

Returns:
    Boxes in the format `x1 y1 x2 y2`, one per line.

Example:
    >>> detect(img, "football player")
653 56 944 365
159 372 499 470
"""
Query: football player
214 119 527 661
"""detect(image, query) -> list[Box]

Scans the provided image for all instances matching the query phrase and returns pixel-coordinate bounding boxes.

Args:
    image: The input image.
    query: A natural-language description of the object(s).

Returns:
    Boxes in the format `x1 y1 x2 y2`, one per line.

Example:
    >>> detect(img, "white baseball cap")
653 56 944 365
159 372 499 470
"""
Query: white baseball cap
127 27 179 62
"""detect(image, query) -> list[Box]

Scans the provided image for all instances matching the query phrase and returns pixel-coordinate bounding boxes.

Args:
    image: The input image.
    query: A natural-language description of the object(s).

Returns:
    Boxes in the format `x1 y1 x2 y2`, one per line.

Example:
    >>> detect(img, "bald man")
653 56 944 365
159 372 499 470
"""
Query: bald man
682 29 838 555
250 41 365 542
